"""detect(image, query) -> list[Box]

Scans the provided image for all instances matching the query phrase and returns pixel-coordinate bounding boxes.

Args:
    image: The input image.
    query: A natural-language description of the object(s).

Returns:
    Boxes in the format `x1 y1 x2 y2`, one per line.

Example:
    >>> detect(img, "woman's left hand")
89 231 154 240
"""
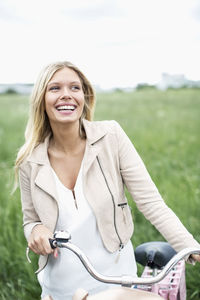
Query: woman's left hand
191 254 200 263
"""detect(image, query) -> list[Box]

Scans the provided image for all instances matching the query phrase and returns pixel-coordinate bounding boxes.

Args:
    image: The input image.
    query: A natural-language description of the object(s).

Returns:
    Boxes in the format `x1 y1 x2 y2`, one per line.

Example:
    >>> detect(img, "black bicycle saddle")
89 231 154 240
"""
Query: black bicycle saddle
135 241 176 269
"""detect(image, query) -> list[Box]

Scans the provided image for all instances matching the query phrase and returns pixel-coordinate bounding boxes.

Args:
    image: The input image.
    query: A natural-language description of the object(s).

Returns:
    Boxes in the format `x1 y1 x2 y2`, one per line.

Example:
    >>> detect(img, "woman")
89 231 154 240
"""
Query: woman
16 61 200 300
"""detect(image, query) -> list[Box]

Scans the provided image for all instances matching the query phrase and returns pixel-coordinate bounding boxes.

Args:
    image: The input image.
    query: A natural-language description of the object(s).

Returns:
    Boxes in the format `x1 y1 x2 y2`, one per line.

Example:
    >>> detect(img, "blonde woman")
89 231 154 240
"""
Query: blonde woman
16 61 200 300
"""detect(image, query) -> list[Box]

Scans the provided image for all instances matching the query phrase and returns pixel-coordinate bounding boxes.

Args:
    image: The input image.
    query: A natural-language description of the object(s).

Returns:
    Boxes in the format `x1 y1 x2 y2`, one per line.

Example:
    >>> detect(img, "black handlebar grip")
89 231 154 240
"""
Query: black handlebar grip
49 238 57 249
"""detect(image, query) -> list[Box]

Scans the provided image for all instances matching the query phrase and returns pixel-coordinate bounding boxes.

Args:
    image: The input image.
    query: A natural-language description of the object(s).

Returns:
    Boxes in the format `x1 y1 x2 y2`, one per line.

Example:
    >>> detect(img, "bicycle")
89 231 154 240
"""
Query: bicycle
41 231 200 300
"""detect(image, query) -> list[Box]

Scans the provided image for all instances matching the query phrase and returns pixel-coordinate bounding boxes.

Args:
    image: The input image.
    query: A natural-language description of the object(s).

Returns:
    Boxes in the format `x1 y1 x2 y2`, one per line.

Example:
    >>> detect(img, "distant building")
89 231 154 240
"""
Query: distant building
157 73 200 90
0 83 33 94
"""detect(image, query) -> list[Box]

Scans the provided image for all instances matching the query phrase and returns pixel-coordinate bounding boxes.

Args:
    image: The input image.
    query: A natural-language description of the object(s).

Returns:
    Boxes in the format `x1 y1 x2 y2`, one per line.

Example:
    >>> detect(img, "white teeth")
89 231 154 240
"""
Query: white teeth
57 105 75 111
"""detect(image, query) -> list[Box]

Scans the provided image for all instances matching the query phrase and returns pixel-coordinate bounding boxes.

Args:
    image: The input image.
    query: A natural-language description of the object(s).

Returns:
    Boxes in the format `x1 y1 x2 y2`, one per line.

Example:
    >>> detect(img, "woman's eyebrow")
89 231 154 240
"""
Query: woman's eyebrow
47 80 81 86
47 81 60 87
71 81 82 85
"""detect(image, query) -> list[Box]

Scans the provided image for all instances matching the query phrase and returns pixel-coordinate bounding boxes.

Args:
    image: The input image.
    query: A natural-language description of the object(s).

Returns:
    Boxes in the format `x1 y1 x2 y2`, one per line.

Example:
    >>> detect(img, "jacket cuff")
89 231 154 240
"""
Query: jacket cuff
24 222 42 241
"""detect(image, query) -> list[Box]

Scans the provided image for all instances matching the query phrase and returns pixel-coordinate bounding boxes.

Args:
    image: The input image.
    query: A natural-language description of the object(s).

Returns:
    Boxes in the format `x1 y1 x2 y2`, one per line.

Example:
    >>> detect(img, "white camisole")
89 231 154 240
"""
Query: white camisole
39 163 137 300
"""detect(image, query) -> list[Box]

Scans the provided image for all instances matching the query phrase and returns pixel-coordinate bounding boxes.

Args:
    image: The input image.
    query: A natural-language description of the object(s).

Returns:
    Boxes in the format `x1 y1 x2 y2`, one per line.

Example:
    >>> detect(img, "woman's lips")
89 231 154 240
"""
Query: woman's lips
55 104 77 115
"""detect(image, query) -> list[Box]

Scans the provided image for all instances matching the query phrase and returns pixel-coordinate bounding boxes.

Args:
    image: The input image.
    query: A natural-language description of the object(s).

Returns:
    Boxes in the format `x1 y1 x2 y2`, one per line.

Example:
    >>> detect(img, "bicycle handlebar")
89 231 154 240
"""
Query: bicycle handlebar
50 231 200 288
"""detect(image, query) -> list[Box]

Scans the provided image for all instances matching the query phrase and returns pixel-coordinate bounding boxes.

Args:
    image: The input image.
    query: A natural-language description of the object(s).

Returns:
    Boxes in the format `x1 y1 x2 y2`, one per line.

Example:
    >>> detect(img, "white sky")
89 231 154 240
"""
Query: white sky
0 0 200 89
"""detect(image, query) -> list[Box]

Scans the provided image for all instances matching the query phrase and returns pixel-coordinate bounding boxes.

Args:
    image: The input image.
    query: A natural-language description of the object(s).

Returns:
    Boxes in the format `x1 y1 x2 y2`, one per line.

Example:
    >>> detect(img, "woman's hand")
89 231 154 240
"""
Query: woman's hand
191 254 200 263
28 224 58 258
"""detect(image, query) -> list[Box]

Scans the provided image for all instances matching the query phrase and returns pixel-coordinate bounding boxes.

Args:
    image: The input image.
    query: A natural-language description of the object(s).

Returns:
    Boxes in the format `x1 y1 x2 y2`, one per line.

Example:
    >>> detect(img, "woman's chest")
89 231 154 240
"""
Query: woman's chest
53 158 82 190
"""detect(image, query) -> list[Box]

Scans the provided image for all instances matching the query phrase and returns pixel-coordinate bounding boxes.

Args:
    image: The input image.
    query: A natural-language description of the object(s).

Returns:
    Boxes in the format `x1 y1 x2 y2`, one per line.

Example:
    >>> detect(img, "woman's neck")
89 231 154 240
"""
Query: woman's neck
50 121 84 154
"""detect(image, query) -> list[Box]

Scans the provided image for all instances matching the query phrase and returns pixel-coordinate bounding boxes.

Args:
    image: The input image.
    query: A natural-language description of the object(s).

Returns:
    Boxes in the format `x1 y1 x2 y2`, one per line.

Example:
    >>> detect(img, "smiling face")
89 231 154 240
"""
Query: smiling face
44 67 85 128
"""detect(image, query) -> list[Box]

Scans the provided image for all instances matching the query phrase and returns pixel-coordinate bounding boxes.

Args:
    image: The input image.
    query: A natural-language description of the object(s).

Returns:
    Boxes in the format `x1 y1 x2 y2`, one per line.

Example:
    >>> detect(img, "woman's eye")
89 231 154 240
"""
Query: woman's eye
49 86 59 91
71 85 81 91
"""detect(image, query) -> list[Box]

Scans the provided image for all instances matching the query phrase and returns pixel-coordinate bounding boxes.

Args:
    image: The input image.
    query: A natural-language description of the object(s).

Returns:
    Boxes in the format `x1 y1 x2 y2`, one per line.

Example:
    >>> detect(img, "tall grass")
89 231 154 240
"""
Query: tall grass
0 94 39 299
0 89 199 299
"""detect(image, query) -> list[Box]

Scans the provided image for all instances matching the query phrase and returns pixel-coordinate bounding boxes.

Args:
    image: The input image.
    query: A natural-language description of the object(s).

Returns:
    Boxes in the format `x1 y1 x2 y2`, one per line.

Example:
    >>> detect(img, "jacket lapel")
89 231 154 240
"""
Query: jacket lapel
28 119 108 196
83 142 101 175
35 164 58 201
82 119 108 175
28 136 58 200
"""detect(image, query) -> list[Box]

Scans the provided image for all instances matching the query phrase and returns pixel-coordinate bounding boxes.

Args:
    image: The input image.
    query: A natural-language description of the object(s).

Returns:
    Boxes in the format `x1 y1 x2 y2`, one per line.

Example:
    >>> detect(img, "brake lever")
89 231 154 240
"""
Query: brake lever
49 238 57 249
49 231 71 249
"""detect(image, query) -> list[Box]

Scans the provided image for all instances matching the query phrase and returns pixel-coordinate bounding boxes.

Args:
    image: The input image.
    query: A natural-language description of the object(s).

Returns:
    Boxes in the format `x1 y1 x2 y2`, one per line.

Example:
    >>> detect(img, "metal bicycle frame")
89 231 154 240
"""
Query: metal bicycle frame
51 231 200 288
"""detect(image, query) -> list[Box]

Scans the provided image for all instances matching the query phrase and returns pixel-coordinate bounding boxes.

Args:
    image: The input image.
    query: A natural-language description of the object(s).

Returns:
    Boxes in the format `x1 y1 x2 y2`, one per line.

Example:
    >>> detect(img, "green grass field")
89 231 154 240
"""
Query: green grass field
0 88 199 299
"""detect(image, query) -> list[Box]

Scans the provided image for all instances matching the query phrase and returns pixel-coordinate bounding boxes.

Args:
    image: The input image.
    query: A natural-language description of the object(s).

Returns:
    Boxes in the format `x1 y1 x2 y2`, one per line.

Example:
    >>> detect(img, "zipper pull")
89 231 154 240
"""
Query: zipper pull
115 243 124 263
118 203 127 224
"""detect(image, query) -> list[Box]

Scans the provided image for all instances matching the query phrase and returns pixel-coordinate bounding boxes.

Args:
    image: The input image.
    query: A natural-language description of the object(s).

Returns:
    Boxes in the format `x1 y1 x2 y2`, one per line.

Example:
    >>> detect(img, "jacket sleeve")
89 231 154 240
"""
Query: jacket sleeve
114 121 200 253
19 166 42 241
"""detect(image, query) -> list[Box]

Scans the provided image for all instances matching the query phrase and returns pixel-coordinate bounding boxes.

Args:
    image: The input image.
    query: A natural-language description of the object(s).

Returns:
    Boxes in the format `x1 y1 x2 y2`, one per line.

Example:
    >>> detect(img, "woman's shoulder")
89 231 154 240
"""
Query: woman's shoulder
84 119 121 133
83 119 126 146
19 137 50 170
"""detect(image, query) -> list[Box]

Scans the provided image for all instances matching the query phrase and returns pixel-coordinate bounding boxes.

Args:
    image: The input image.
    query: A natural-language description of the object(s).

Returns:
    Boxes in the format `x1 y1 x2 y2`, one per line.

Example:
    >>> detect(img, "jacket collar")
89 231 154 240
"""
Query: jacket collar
83 119 107 145
27 119 107 165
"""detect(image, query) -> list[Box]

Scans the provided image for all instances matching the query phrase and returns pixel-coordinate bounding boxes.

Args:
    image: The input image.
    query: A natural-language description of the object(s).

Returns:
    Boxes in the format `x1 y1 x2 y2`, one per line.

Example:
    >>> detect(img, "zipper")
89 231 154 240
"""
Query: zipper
118 202 127 208
72 190 78 209
96 156 124 250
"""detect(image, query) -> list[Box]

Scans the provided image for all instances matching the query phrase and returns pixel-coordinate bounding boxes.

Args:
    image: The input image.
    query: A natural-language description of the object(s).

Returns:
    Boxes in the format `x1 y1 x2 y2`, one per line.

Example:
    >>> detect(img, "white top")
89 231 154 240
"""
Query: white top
39 163 137 300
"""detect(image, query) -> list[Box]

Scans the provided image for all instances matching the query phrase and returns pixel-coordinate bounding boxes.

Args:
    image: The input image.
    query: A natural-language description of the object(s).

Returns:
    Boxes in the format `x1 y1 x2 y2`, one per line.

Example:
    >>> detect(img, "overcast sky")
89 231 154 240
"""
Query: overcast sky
0 0 200 89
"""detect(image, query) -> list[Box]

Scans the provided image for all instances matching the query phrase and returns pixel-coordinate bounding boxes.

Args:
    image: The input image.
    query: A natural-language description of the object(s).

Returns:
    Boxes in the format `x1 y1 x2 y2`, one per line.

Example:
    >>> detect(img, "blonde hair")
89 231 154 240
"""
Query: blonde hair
15 61 95 175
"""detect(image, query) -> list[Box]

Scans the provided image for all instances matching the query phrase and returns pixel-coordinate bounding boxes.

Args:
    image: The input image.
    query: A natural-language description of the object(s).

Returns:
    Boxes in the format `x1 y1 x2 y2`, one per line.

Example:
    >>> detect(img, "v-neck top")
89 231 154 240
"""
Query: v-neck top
39 163 137 300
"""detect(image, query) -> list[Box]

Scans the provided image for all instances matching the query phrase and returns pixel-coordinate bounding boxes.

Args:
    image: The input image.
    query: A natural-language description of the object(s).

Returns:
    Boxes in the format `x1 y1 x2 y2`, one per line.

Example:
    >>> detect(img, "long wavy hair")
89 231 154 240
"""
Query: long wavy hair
15 61 95 176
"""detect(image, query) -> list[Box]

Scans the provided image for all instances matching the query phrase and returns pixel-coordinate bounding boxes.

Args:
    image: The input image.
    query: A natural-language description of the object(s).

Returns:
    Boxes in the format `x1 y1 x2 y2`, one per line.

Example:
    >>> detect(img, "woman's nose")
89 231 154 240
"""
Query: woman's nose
61 87 72 99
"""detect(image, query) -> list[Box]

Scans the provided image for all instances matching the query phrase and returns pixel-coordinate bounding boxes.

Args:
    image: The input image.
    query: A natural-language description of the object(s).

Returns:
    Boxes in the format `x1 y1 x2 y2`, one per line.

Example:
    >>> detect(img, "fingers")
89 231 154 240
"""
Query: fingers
29 235 53 255
191 254 200 263
28 224 54 256
53 248 59 259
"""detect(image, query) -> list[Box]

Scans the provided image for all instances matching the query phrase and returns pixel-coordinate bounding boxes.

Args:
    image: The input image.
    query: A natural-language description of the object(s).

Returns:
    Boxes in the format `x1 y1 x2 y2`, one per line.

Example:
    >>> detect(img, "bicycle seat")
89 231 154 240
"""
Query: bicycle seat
135 242 176 269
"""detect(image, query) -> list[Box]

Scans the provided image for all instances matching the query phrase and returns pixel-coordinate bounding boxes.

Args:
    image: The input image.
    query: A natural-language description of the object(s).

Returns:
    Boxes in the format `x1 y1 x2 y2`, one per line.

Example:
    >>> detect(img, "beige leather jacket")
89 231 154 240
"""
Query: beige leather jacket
19 120 199 273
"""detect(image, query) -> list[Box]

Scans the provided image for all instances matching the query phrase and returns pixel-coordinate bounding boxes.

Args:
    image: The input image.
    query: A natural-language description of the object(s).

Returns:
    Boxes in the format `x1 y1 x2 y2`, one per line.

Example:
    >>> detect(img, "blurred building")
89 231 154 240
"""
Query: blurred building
157 73 200 90
0 83 33 94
